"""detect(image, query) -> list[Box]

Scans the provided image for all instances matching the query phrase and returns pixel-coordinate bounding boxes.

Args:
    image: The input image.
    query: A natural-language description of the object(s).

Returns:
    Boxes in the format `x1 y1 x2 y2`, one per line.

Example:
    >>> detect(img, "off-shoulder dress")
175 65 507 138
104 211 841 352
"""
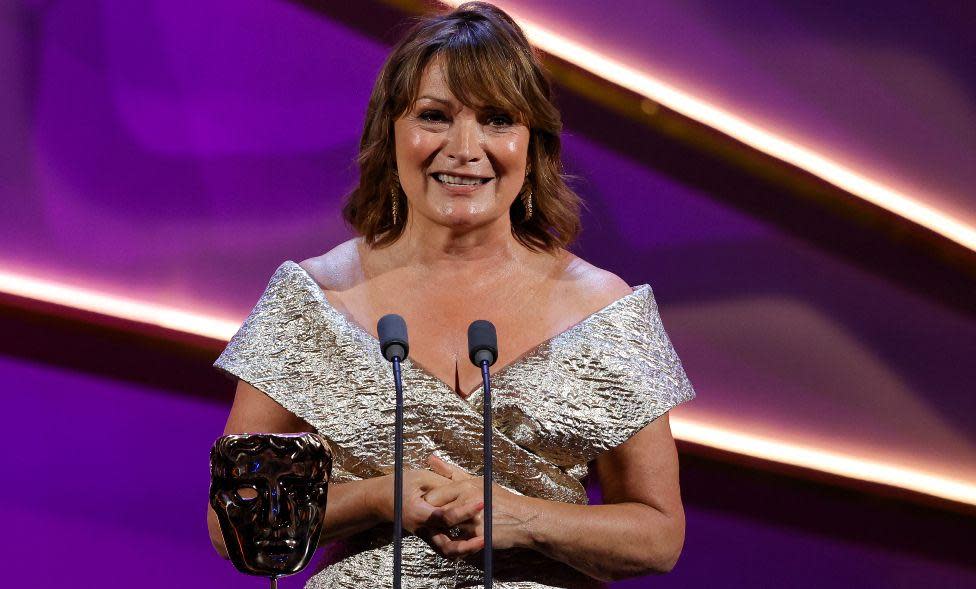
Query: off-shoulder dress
214 260 696 588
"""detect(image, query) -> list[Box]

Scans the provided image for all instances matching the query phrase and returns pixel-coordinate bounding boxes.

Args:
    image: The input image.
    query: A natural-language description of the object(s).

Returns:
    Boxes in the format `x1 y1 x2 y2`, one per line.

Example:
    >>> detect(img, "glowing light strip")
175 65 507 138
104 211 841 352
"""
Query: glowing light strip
440 1 976 252
670 417 976 506
0 269 240 341
4 266 974 507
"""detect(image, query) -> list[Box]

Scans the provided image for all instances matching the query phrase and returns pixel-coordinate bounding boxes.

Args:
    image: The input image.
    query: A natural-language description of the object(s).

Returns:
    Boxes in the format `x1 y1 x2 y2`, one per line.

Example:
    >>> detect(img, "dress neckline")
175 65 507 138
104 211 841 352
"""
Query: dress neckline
284 260 650 403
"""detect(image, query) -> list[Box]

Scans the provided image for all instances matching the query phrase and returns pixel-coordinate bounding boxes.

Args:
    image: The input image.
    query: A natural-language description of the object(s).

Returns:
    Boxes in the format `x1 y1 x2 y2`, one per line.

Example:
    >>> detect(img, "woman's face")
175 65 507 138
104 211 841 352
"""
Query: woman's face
393 57 531 231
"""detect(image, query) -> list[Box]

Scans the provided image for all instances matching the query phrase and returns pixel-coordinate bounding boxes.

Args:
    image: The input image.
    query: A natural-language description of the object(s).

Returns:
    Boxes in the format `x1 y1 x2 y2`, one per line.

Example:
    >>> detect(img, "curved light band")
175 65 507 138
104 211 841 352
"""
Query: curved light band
670 418 976 506
3 266 975 507
0 268 240 341
440 1 976 252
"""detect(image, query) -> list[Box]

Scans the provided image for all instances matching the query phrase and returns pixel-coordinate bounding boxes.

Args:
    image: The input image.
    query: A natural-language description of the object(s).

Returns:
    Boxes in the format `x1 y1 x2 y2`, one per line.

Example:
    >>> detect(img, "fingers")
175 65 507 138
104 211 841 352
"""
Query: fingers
413 469 453 493
427 454 457 478
428 454 473 480
423 485 456 508
424 479 485 508
427 531 485 560
427 500 484 529
411 496 439 520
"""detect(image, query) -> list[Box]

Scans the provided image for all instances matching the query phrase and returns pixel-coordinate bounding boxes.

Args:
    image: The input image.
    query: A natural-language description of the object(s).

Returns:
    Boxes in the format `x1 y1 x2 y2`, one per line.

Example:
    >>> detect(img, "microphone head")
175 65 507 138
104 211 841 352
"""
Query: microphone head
377 314 409 361
467 320 498 367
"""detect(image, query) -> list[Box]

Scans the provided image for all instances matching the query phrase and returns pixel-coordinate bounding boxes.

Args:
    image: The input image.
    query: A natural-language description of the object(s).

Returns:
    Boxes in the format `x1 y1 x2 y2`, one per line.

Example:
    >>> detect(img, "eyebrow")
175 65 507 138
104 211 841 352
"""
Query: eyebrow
416 95 505 114
416 95 452 105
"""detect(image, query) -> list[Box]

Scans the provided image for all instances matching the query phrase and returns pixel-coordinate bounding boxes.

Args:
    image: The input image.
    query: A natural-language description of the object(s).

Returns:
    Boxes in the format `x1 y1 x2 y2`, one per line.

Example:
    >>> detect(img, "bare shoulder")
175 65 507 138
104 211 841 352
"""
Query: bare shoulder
556 251 633 310
297 238 364 292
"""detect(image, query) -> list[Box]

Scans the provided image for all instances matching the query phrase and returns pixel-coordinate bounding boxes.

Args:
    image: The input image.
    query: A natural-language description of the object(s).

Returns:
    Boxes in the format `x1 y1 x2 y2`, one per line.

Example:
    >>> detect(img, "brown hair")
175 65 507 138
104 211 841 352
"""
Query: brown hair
342 1 581 251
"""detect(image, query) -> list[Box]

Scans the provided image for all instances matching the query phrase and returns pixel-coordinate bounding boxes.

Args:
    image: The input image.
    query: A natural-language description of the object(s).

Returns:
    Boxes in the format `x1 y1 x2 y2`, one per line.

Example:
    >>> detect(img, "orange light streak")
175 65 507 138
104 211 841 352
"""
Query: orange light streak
670 418 976 506
0 268 239 341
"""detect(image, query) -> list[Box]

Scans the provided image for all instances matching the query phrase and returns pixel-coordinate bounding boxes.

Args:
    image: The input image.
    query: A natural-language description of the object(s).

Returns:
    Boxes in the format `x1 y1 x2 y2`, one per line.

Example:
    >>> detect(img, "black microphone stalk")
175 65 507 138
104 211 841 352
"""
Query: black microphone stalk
467 320 498 589
378 314 409 589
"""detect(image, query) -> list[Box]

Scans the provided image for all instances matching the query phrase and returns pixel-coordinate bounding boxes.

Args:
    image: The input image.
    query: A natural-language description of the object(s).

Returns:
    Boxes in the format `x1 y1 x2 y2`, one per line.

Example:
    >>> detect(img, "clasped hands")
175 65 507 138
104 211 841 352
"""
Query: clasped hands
379 453 526 560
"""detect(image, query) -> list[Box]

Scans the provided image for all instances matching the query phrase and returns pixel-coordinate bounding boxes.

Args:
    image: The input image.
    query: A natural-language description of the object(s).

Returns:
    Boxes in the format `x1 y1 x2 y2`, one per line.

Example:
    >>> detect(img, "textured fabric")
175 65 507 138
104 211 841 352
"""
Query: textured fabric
213 260 696 588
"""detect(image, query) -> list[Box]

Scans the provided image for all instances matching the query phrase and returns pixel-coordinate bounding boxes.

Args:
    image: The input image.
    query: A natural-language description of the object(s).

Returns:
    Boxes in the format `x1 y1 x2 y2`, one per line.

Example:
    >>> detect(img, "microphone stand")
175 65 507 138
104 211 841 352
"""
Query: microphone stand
378 314 410 589
467 319 498 589
479 358 493 588
392 355 405 589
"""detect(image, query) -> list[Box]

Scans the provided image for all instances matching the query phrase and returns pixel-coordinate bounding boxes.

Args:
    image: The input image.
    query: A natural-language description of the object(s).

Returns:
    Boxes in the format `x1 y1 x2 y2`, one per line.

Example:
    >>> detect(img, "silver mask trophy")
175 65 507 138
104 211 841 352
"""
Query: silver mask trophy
210 433 332 588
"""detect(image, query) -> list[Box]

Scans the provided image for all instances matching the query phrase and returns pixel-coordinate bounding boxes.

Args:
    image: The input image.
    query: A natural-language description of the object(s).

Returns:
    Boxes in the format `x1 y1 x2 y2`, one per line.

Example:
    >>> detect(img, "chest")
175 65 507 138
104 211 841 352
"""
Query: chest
325 279 576 397
307 295 646 482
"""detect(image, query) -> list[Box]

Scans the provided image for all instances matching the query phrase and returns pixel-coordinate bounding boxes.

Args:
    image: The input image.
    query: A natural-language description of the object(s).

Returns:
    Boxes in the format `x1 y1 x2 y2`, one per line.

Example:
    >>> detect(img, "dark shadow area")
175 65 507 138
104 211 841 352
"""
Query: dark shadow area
0 294 233 405
679 448 976 571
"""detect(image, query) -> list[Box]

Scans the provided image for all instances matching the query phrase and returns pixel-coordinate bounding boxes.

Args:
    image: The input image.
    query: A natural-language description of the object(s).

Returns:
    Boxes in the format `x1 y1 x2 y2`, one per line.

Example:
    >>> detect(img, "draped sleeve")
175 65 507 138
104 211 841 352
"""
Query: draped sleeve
486 284 696 468
587 284 696 452
212 262 339 439
212 261 397 484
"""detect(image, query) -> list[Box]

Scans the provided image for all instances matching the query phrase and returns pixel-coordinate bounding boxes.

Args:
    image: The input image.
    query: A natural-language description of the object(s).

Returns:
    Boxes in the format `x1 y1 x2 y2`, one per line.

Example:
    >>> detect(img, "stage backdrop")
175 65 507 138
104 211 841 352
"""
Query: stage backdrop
2 1 974 587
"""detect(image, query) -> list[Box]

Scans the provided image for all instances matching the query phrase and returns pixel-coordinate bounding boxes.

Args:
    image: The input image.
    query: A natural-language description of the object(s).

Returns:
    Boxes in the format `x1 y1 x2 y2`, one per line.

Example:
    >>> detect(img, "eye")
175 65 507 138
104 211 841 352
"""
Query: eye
419 110 447 123
486 112 515 127
235 486 259 501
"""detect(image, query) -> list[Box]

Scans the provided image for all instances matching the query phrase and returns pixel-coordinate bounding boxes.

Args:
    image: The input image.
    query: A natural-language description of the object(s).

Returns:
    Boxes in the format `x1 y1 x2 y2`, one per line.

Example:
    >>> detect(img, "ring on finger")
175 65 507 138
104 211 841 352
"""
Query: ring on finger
447 526 463 540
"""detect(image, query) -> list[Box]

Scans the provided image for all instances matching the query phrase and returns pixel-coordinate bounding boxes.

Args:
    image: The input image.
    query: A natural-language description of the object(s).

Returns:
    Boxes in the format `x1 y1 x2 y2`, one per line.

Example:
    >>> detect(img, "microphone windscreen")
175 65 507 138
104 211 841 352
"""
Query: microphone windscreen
377 314 409 361
467 320 498 366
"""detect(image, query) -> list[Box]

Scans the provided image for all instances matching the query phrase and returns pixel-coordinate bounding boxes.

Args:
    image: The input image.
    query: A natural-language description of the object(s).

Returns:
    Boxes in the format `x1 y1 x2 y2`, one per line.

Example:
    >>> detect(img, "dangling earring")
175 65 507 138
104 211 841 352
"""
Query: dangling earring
390 171 400 226
390 185 399 226
522 186 533 221
521 166 533 222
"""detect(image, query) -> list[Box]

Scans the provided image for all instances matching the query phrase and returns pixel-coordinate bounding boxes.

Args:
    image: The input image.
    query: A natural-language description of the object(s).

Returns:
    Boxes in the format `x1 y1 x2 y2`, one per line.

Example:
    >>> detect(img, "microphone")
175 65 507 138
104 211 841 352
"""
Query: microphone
467 320 497 589
377 314 409 589
378 314 409 362
468 320 498 368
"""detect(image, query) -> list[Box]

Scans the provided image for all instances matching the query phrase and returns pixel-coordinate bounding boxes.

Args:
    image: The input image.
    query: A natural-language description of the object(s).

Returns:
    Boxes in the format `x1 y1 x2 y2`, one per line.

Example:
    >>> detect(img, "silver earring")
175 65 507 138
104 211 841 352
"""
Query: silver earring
522 186 533 221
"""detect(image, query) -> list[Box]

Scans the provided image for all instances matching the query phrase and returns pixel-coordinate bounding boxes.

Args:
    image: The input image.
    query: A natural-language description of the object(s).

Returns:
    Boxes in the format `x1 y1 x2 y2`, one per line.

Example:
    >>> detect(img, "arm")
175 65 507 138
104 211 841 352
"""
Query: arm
520 412 685 580
424 413 685 581
512 267 687 579
206 380 392 558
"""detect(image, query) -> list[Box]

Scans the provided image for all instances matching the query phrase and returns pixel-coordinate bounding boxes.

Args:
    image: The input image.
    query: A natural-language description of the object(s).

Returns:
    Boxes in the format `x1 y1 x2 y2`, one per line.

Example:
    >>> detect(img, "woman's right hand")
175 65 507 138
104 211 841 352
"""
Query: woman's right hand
368 469 485 556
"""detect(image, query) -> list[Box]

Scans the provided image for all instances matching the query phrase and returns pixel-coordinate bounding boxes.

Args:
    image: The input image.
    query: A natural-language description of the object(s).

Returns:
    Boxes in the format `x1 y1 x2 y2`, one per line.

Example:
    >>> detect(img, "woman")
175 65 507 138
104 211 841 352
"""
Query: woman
207 2 695 587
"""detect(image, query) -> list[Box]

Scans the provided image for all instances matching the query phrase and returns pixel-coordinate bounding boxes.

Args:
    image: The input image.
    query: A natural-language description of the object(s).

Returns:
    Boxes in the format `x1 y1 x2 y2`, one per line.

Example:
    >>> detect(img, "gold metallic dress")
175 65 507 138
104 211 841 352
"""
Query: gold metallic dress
214 261 696 588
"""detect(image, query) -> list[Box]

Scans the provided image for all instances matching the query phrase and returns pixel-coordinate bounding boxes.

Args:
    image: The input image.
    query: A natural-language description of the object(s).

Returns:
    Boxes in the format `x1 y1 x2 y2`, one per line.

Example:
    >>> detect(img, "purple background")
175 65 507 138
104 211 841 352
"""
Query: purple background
2 0 974 586
496 0 976 227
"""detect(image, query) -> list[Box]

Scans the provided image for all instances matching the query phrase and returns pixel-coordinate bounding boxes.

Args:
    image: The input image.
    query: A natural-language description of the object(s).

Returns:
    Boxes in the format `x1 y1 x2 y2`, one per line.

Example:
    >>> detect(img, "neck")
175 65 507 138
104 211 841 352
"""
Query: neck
388 212 526 272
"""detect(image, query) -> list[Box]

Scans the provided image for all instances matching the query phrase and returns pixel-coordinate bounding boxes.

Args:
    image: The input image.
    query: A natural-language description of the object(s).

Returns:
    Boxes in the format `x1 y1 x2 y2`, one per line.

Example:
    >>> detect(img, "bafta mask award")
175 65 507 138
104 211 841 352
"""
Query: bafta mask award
210 433 333 588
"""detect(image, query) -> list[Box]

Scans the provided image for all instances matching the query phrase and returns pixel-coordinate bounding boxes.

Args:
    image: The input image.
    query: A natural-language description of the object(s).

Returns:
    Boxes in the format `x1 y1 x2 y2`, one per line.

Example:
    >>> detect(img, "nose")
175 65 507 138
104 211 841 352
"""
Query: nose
266 483 291 529
444 115 483 164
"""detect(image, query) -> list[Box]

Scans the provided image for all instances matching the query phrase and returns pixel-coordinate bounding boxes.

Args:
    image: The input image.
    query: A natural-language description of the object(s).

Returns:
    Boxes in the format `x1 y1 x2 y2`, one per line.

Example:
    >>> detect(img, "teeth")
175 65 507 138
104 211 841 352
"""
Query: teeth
434 173 488 186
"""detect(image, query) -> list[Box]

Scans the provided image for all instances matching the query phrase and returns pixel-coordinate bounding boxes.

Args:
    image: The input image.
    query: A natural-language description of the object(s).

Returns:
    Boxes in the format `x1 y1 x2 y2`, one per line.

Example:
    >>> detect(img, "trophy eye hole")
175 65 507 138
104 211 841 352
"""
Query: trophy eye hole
236 486 259 500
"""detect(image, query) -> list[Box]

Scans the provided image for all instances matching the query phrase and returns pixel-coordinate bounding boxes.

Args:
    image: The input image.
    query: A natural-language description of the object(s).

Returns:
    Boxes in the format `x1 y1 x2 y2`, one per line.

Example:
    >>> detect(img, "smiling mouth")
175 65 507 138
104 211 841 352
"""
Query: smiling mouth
431 172 494 186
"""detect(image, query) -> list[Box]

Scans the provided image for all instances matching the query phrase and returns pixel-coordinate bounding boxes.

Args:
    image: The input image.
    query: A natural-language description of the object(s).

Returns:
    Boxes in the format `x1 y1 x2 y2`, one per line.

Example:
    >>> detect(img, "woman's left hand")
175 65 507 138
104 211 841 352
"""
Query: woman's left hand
421 454 535 555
